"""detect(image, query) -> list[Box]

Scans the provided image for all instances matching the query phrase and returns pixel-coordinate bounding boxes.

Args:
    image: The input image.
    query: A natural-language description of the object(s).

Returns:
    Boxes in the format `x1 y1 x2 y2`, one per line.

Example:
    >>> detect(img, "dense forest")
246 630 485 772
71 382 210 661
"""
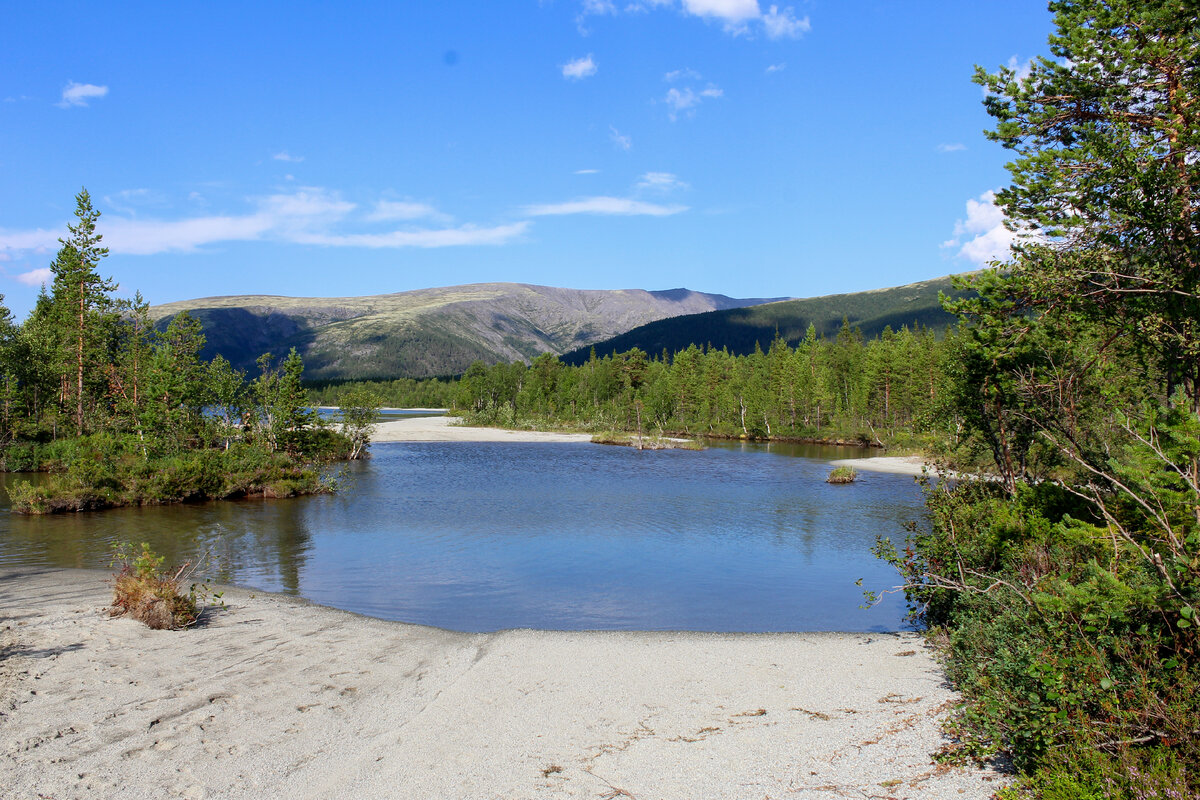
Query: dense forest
0 191 368 513
308 323 975 454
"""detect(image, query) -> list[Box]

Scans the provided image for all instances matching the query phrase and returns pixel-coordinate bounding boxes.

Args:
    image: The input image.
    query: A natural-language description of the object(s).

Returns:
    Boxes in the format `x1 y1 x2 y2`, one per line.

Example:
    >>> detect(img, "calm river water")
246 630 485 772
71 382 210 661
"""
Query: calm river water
0 439 924 632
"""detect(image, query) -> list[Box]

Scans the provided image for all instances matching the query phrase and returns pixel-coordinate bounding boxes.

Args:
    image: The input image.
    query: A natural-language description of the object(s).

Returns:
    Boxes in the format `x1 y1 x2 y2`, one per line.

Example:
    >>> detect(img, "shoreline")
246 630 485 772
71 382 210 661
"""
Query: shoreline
1 568 1007 799
371 414 594 443
828 455 938 477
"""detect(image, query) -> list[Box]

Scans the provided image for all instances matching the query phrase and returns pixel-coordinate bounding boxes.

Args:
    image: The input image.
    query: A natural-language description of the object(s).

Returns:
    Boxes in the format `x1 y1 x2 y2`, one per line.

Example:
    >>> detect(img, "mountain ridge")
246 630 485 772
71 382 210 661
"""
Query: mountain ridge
150 282 788 379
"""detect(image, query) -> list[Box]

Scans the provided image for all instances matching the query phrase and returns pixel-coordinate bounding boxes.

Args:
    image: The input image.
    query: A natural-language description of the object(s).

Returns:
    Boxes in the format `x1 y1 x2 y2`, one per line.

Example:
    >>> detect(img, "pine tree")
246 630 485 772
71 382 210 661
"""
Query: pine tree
49 188 117 436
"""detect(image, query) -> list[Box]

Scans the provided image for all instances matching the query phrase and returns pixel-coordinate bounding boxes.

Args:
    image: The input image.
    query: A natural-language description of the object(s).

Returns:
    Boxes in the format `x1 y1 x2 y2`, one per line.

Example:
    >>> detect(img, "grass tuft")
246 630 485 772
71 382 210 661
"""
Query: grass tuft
826 466 858 484
109 542 220 630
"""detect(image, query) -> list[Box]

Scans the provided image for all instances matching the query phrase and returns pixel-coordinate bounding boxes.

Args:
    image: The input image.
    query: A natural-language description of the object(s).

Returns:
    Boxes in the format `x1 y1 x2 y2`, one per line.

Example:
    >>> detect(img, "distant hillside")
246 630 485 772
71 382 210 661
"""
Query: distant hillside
150 283 785 380
561 275 969 364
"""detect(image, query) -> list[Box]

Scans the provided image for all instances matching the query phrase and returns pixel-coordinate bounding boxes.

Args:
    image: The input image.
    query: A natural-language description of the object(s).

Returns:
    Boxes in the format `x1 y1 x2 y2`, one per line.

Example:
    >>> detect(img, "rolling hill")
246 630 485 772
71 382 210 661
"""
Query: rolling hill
560 274 969 365
149 283 786 380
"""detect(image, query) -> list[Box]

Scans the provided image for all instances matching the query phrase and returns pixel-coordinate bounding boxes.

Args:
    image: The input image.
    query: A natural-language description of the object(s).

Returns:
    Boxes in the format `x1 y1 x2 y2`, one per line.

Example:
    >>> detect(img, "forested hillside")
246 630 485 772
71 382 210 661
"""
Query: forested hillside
561 275 967 364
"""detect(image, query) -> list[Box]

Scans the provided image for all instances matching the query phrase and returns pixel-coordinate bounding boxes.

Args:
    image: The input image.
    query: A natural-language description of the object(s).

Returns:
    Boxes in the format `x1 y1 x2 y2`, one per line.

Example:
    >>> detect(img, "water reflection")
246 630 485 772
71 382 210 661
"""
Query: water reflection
0 440 924 633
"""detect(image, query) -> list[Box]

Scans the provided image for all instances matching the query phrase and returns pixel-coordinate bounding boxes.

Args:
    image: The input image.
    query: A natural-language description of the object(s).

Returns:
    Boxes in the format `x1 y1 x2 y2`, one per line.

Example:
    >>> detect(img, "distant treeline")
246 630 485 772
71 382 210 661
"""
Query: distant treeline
307 376 458 409
313 320 972 451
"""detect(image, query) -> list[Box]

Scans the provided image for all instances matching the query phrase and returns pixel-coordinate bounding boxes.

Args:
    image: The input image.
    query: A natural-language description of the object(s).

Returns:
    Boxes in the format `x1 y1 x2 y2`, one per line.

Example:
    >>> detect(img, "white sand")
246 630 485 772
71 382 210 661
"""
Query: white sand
0 569 1008 799
829 456 938 477
372 415 593 443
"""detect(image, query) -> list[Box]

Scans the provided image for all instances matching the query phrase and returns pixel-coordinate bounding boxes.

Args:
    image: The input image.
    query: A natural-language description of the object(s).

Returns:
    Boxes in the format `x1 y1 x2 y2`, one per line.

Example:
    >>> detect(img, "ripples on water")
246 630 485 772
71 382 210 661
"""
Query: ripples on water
0 439 924 632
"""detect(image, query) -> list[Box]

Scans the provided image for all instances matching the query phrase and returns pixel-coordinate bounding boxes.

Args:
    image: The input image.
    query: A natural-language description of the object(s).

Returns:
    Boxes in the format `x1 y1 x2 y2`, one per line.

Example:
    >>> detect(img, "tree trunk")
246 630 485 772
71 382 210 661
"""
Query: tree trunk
76 293 84 436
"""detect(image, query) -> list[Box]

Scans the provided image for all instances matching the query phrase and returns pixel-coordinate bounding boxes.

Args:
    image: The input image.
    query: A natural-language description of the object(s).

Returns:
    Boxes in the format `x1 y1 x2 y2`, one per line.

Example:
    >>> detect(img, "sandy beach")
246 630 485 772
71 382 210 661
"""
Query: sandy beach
828 456 938 477
372 415 594 443
0 568 1007 799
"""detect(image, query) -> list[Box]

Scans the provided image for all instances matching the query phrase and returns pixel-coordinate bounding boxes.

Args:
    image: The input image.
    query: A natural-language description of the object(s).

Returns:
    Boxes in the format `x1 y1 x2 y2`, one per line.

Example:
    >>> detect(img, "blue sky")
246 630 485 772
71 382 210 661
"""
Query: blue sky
0 1 1052 319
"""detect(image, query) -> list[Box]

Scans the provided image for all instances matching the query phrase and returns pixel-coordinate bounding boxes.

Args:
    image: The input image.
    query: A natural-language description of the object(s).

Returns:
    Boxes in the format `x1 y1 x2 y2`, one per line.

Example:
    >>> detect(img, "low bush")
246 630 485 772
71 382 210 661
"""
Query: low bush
9 439 334 514
826 466 857 484
877 481 1200 797
109 542 220 630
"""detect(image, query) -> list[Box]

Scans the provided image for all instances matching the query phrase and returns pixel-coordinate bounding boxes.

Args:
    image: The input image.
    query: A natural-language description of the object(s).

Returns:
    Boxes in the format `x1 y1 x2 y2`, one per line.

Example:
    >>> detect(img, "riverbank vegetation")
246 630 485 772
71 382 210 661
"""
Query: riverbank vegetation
0 191 366 513
310 324 980 457
873 3 1200 796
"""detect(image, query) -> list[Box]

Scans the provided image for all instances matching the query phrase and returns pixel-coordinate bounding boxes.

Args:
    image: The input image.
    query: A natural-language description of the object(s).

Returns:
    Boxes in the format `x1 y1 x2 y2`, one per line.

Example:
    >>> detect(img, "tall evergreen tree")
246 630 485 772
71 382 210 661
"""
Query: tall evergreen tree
49 188 117 436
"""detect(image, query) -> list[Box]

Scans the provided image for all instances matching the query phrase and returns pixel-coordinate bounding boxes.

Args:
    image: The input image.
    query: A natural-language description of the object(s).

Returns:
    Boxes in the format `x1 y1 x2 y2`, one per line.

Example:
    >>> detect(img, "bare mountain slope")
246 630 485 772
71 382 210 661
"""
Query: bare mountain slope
150 283 786 379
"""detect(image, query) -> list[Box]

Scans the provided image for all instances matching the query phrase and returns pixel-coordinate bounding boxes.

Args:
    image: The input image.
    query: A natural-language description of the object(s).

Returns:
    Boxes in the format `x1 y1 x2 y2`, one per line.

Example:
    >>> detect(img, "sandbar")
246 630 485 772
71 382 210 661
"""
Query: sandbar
372 415 593 443
1 568 1007 799
829 456 939 476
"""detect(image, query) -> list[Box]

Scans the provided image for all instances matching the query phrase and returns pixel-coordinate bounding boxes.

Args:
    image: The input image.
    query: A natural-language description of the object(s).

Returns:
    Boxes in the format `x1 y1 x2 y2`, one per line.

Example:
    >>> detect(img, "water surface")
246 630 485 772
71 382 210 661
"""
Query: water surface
0 440 923 632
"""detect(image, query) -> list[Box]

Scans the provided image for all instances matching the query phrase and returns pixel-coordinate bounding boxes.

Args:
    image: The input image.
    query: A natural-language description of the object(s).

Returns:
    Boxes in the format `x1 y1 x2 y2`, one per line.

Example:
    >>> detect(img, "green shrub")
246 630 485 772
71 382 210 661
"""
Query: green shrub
826 466 857 484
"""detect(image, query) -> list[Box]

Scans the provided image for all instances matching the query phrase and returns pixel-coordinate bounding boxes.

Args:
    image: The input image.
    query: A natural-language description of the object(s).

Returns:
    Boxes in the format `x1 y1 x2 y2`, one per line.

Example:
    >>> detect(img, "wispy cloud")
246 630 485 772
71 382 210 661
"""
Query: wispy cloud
524 196 686 216
0 187 528 259
366 200 450 223
942 190 1016 266
760 5 809 38
664 67 702 82
609 125 632 151
681 0 759 22
103 188 167 216
937 143 967 153
637 172 689 192
0 228 60 258
575 169 600 175
765 62 786 74
272 151 305 163
664 84 723 121
58 81 108 108
575 1 809 39
291 223 529 248
14 268 52 287
562 54 598 80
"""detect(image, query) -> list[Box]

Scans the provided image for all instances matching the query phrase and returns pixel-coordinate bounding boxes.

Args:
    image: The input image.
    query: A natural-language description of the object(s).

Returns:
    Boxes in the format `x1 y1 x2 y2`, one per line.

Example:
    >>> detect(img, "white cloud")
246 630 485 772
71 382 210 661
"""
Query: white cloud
366 200 449 223
943 190 1017 266
0 228 60 257
257 187 355 221
637 172 689 192
524 196 686 216
609 125 632 151
983 56 1034 96
0 187 526 257
765 62 786 74
761 5 809 38
562 54 598 80
100 215 272 255
272 151 305 162
575 0 809 39
58 81 108 108
575 169 600 174
664 67 702 82
681 0 760 21
14 268 52 287
1007 55 1034 82
937 143 967 153
664 83 722 120
291 223 529 248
